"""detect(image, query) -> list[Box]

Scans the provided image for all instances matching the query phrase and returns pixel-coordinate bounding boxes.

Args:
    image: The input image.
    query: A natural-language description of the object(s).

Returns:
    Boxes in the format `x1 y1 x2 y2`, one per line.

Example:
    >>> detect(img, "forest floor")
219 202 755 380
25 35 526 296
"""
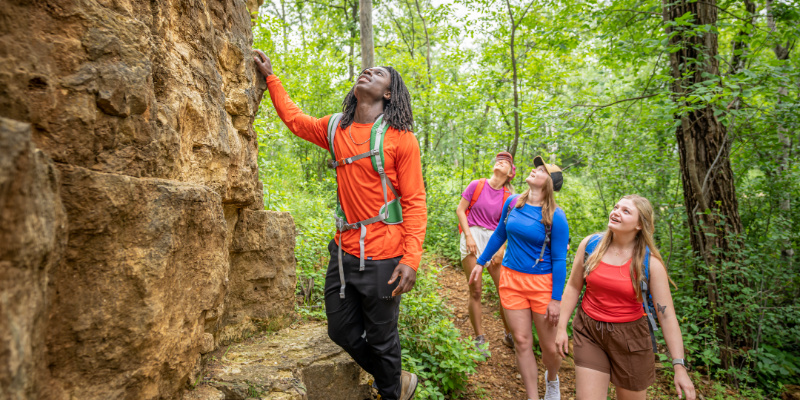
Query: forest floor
435 261 710 400
436 262 573 399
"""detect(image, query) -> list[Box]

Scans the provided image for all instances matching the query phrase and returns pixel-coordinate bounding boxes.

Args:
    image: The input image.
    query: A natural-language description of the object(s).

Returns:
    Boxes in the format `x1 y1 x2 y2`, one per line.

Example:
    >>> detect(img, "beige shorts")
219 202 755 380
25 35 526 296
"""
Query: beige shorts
460 225 497 261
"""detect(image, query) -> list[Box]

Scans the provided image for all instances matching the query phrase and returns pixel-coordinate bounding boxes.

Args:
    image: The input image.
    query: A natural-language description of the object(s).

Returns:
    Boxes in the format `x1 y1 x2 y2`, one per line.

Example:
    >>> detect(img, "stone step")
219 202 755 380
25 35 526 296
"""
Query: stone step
184 322 375 400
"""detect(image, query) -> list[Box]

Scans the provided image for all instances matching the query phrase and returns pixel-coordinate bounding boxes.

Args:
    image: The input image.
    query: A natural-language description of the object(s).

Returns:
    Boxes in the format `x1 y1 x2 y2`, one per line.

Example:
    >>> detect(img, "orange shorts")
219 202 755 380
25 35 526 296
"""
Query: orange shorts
498 266 553 314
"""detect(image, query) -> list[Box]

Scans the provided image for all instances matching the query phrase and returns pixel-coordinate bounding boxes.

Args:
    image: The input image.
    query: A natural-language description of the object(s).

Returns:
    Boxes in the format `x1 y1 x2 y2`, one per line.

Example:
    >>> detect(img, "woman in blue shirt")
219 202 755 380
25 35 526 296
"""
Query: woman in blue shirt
470 156 569 400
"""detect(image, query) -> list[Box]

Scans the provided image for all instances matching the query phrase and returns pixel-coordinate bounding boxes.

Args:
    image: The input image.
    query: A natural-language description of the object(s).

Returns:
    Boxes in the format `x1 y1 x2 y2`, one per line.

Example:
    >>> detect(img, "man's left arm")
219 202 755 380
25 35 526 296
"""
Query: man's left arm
388 132 427 296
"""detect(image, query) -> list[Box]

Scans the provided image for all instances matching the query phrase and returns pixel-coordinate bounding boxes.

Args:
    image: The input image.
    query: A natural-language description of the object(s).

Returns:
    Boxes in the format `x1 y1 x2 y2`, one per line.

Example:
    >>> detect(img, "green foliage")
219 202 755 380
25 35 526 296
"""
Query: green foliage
423 164 464 262
399 259 484 399
252 0 800 395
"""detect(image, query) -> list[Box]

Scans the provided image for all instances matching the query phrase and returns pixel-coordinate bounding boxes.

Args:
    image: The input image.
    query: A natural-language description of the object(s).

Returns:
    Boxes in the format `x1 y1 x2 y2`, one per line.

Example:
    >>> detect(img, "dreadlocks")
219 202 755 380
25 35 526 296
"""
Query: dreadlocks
339 66 414 133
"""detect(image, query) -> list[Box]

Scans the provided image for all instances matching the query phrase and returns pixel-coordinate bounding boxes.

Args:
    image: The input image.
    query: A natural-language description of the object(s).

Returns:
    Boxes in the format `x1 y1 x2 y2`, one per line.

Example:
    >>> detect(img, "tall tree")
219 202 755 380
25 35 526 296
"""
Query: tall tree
504 0 534 158
663 0 744 372
767 0 795 263
360 0 375 69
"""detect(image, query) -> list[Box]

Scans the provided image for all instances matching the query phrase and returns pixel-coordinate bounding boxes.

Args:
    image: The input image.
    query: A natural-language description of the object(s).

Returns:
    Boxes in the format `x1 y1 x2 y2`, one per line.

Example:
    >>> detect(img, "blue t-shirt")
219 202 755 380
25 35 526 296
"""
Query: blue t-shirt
476 196 570 301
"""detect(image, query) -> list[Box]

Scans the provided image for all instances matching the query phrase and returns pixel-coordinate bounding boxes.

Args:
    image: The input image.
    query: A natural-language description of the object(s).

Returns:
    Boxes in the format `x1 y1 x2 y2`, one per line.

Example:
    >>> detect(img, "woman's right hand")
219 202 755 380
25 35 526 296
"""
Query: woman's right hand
555 328 570 359
253 49 273 78
468 264 483 285
465 235 478 255
674 366 696 400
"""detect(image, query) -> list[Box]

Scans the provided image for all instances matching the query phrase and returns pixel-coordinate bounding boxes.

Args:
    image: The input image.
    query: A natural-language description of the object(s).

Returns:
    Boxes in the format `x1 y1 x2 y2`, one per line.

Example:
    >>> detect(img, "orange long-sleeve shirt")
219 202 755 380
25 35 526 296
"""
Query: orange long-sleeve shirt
266 75 427 270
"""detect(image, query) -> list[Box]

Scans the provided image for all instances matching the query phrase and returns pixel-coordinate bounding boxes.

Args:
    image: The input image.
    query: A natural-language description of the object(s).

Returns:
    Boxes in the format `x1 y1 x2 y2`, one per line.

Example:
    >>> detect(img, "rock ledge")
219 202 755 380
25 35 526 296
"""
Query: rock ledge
186 322 374 400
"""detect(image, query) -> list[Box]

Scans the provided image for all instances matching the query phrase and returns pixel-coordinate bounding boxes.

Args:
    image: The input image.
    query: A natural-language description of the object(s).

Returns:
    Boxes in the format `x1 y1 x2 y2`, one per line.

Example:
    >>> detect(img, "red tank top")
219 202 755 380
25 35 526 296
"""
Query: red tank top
581 259 645 323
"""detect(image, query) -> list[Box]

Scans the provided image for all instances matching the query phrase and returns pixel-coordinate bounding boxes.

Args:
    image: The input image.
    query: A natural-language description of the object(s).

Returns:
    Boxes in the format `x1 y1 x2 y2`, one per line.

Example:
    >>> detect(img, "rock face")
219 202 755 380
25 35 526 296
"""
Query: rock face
0 0 265 204
221 210 298 345
46 165 229 399
186 323 374 400
0 1 297 399
0 118 66 400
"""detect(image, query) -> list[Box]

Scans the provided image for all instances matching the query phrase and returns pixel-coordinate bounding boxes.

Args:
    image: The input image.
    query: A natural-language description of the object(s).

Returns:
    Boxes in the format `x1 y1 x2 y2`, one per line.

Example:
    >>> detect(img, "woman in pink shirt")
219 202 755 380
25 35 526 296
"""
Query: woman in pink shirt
456 152 516 353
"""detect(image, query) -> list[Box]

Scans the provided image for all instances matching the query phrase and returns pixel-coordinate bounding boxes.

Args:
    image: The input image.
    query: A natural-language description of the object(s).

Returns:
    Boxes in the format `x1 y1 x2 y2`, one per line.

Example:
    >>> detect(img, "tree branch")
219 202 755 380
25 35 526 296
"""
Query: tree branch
301 0 344 10
572 94 658 109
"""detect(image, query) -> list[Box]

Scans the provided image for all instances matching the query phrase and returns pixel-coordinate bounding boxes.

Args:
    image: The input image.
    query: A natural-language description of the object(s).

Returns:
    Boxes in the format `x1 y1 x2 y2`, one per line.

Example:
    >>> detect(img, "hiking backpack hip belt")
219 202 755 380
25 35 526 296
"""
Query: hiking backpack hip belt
327 113 403 299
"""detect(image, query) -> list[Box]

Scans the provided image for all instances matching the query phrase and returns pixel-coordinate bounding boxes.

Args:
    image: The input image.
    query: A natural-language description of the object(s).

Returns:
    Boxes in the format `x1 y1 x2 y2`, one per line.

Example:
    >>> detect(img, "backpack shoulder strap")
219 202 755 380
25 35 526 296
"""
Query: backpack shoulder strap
327 113 343 159
369 114 390 174
583 233 604 264
459 179 486 234
536 223 552 264
639 245 658 352
502 186 511 205
468 179 487 211
503 194 519 226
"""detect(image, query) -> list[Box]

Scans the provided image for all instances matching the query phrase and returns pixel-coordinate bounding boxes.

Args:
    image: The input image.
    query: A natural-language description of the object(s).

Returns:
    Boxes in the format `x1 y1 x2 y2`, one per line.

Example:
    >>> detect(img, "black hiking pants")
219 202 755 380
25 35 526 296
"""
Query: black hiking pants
324 240 403 400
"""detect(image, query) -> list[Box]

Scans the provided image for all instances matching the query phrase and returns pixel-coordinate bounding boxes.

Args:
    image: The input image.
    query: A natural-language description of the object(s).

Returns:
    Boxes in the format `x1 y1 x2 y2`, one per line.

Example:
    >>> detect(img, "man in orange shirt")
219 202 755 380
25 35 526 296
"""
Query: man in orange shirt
254 50 427 400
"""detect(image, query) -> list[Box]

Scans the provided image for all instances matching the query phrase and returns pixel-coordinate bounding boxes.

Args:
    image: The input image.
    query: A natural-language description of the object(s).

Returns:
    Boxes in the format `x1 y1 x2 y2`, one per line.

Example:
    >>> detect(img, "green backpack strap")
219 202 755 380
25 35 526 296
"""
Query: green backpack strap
370 115 389 172
326 113 346 221
327 113 343 160
370 115 403 224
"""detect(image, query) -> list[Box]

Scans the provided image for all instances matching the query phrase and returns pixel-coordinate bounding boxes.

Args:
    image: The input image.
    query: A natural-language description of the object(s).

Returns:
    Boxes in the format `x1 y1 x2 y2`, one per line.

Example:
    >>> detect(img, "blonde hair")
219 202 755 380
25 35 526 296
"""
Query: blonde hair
583 195 675 301
514 176 556 226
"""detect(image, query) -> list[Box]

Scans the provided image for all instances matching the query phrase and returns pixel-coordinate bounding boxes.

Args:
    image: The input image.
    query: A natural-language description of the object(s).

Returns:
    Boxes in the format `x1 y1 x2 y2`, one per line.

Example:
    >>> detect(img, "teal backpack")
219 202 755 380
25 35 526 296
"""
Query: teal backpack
326 113 403 299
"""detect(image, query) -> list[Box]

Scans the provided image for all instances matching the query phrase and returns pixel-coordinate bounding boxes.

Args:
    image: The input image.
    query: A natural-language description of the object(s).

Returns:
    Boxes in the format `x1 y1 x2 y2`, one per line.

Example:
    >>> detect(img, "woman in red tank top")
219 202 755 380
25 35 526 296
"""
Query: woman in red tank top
554 195 696 400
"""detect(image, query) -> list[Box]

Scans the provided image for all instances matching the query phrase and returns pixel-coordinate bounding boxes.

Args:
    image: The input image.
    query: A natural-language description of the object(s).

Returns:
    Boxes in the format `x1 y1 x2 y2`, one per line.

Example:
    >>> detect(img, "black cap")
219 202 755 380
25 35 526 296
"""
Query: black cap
533 156 563 192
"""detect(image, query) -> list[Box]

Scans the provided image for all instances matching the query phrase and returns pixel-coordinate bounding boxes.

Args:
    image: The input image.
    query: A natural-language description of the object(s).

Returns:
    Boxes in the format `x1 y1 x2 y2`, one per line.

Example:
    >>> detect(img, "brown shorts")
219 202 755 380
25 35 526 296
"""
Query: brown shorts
572 307 656 391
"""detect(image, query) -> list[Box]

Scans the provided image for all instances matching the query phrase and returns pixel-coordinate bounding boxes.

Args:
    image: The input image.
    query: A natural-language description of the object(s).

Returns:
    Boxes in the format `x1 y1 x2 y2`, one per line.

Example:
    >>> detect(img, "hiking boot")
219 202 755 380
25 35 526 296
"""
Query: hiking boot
543 370 560 400
502 332 514 349
474 335 489 358
400 370 418 400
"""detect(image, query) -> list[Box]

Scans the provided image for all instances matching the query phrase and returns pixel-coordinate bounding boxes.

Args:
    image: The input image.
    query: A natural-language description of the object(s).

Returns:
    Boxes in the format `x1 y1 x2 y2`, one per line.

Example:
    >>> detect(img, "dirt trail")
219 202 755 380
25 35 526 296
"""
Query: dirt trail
436 264 578 400
435 262 710 400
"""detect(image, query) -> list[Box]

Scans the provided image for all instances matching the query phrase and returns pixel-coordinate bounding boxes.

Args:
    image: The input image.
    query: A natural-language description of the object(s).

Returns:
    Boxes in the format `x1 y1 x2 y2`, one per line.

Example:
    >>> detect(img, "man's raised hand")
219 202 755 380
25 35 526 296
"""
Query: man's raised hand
253 49 273 78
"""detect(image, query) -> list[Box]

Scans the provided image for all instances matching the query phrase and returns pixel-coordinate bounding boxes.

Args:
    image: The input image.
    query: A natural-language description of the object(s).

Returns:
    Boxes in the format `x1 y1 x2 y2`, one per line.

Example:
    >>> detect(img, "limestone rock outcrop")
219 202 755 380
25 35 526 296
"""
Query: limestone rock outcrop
0 0 298 399
46 165 229 399
0 118 67 400
220 210 298 345
185 323 374 400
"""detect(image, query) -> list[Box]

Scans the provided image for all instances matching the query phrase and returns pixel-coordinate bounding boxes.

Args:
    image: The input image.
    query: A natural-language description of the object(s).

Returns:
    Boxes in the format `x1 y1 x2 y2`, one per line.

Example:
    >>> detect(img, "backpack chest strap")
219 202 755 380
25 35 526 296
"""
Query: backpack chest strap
328 149 379 169
335 213 387 232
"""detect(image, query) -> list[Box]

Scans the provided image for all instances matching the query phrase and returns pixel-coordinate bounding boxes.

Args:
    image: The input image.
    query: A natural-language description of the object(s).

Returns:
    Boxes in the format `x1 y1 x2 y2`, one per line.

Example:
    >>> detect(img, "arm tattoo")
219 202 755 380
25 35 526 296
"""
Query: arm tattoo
656 302 667 316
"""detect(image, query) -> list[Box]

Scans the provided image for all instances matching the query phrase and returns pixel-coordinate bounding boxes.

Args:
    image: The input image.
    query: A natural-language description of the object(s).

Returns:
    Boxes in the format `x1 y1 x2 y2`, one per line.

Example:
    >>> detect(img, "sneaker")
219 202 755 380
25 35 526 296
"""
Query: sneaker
502 332 514 349
400 370 418 400
543 370 560 400
474 335 489 358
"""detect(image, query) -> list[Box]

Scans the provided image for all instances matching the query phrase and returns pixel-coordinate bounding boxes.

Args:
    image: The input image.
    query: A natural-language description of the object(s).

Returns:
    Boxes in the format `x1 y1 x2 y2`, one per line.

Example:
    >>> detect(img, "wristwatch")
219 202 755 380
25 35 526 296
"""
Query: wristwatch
672 358 687 369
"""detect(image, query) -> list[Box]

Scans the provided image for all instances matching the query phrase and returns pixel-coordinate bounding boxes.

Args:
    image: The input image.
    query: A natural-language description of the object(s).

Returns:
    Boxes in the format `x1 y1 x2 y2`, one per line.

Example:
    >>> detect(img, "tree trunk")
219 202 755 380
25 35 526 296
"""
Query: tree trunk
508 23 521 159
767 0 794 263
359 0 374 69
413 0 433 187
413 0 432 86
503 0 533 158
663 0 744 374
348 0 358 81
730 0 756 75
